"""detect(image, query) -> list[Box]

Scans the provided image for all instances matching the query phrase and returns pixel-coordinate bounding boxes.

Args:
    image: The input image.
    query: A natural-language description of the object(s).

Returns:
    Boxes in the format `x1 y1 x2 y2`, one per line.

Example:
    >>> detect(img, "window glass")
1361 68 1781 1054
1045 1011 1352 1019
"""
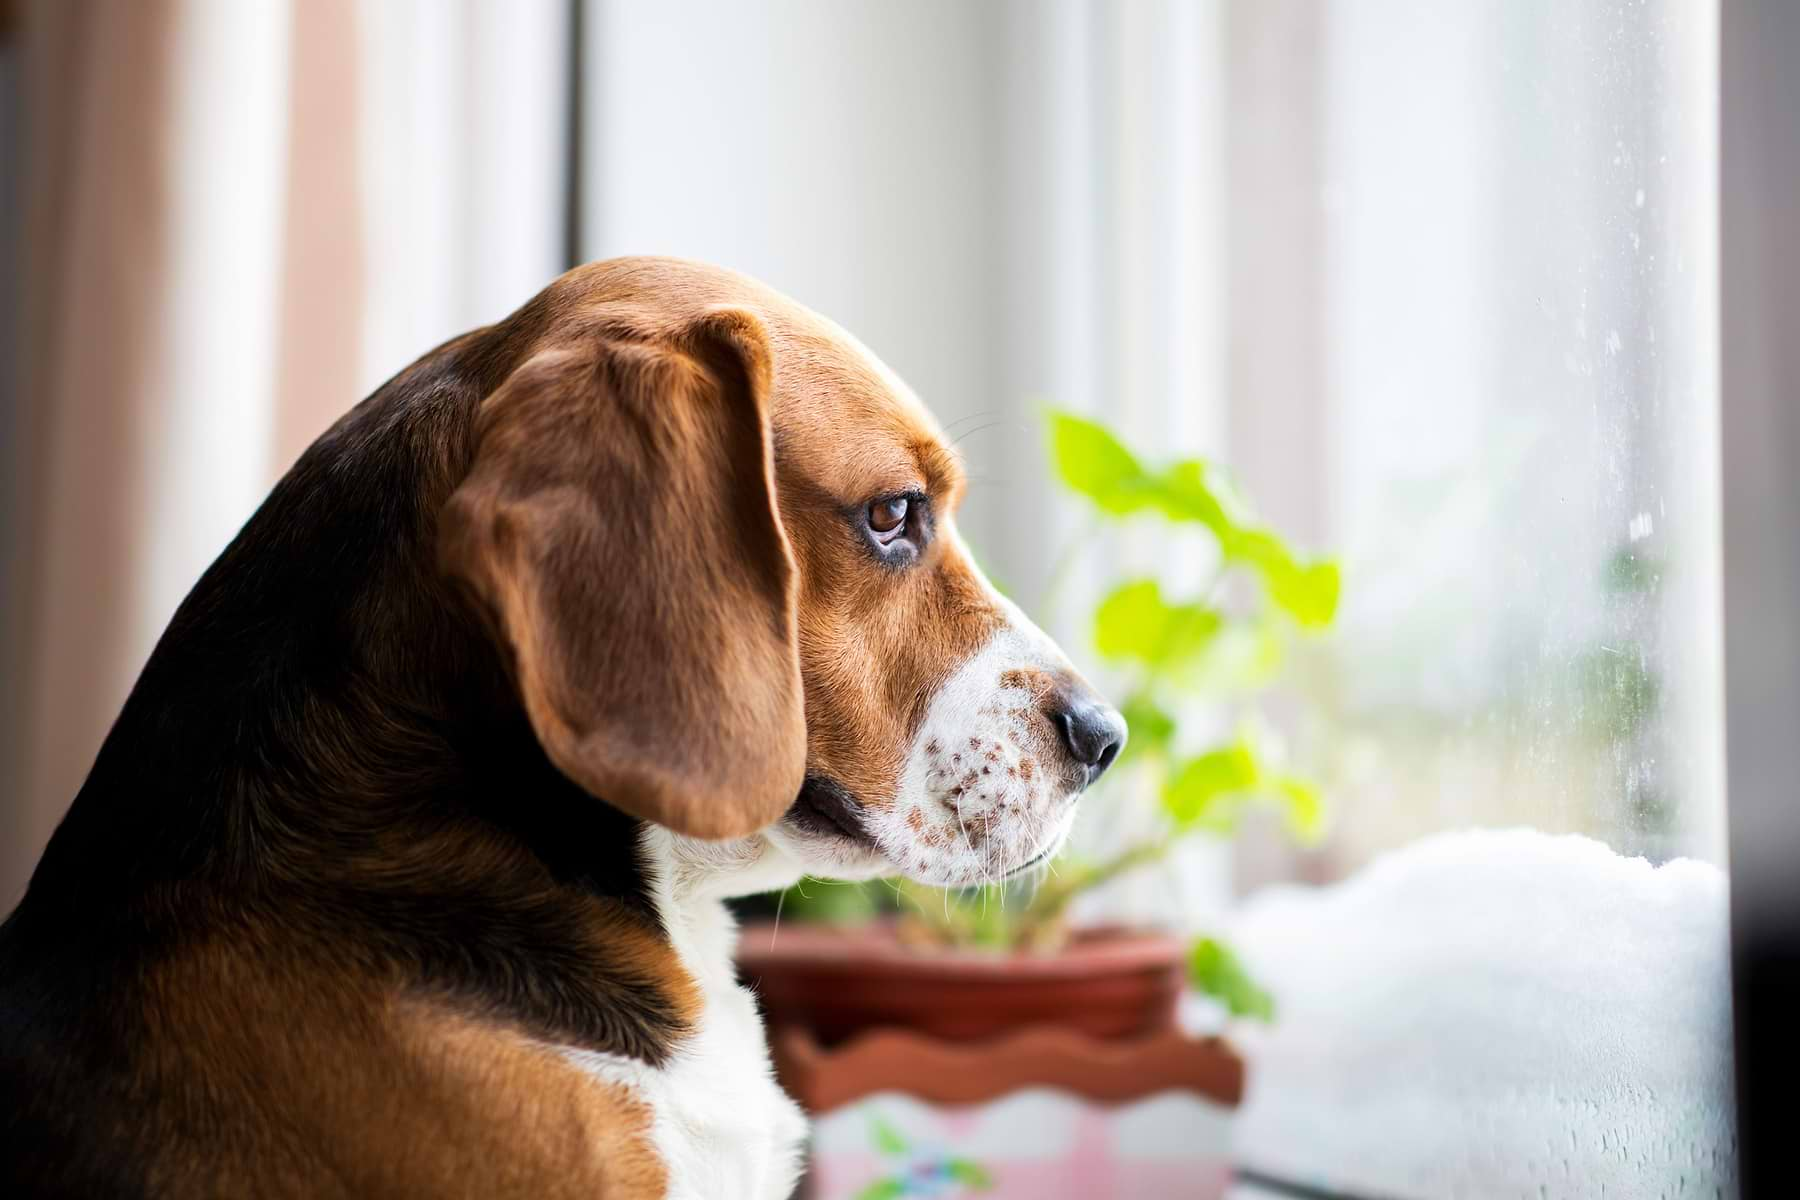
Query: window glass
1304 0 1721 878
1222 6 1733 1191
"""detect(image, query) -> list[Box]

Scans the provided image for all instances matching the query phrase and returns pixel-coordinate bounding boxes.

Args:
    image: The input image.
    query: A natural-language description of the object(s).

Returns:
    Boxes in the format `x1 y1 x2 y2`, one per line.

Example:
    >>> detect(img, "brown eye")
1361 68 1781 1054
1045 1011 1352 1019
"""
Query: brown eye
868 497 909 536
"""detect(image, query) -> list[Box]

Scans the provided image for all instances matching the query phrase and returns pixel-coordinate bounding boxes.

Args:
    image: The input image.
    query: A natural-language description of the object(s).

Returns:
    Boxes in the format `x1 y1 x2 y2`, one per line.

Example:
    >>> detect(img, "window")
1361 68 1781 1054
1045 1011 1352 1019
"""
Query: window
1262 0 1723 881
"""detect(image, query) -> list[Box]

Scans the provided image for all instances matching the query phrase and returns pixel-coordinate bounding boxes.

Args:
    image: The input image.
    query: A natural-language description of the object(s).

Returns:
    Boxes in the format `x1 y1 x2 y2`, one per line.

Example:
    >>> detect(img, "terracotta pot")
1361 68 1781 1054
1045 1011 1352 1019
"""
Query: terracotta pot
736 920 1185 1046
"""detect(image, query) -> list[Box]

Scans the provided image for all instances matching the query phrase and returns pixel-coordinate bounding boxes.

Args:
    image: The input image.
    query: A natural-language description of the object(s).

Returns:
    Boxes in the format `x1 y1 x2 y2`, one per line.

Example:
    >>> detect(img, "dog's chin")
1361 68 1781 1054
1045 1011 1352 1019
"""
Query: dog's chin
999 823 1074 879
773 791 1080 889
768 821 1068 887
911 809 1078 888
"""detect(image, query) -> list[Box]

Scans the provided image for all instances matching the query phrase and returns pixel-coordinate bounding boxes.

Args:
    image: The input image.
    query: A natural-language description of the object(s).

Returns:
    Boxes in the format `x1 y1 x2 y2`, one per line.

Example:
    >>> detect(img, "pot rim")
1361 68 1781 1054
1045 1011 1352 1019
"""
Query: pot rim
736 920 1184 980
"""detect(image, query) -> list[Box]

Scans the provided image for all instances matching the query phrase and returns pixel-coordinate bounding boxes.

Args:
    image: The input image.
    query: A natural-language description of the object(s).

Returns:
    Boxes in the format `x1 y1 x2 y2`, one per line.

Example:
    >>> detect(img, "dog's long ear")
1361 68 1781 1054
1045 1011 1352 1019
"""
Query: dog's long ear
439 308 804 840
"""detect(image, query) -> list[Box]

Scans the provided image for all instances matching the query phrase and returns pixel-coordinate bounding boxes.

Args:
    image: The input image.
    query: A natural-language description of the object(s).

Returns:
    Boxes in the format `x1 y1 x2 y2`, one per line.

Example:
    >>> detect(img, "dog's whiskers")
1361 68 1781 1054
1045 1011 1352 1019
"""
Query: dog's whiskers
947 418 1026 451
769 885 786 951
938 408 1003 436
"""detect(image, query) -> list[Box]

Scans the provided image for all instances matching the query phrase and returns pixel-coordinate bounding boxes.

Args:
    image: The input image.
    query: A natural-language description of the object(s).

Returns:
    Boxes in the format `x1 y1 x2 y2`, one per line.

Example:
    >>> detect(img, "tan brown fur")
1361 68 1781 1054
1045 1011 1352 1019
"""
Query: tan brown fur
137 943 666 1200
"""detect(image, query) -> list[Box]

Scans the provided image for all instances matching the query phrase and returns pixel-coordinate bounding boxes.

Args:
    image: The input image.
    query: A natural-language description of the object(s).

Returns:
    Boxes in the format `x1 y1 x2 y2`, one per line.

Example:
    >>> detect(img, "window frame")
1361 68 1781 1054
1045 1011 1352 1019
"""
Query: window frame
1721 1 1800 1192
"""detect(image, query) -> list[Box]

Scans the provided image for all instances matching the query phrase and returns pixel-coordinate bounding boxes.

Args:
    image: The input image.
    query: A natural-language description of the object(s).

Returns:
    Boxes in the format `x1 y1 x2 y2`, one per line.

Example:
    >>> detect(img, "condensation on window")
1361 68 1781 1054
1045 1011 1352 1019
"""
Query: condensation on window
1311 0 1722 875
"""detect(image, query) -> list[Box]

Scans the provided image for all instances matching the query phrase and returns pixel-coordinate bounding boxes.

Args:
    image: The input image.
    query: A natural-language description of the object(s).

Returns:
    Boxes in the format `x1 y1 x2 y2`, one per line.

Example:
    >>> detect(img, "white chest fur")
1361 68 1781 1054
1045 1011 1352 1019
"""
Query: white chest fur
556 829 808 1200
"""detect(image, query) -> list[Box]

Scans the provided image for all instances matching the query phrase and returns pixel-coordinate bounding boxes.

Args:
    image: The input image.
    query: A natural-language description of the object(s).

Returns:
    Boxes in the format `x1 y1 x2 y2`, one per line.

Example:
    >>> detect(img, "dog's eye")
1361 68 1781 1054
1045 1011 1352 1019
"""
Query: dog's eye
860 492 929 566
868 497 909 538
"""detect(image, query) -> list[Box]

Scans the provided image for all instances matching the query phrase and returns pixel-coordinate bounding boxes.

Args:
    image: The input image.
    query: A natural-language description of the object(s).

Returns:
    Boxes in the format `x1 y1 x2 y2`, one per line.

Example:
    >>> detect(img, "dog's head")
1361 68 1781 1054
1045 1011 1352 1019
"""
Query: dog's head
439 258 1123 887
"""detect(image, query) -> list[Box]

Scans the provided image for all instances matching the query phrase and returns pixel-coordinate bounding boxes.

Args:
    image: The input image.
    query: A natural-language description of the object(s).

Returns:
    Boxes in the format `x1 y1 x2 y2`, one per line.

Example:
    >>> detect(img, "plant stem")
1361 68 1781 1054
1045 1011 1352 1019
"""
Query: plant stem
1040 512 1106 630
1014 839 1175 947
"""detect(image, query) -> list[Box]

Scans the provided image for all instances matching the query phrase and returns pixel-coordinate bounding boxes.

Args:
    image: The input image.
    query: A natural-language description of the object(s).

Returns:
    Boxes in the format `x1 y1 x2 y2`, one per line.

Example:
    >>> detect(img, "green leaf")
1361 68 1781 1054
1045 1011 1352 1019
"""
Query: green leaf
1093 580 1164 660
1114 693 1176 770
1164 741 1330 841
1163 740 1260 829
854 1182 907 1200
1189 936 1275 1021
1270 773 1326 843
1049 411 1153 513
947 1159 995 1188
1224 526 1292 576
868 1114 909 1157
1045 412 1341 630
1093 580 1222 670
1227 529 1340 629
1152 459 1237 535
1267 558 1341 629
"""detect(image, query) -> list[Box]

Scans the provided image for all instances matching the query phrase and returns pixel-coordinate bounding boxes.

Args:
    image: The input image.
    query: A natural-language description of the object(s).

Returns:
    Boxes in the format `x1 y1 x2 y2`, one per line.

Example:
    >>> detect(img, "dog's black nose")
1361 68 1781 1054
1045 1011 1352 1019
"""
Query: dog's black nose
1053 699 1128 782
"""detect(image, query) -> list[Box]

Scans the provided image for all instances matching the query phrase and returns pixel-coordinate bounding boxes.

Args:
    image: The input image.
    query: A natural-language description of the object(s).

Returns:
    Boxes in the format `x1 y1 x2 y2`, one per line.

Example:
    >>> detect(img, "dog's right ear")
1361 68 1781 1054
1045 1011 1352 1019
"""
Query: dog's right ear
438 309 807 841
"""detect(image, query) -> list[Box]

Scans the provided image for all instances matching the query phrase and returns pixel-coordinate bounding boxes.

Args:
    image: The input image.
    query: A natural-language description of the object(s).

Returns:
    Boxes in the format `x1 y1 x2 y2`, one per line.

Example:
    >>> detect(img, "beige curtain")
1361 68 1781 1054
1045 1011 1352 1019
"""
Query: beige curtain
1 0 363 905
2 0 570 907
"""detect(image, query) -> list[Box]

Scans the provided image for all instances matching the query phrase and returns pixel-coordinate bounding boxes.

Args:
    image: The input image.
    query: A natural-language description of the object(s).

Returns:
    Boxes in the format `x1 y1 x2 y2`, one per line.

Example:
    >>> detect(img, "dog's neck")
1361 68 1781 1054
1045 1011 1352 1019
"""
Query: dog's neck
653 828 807 904
34 352 500 886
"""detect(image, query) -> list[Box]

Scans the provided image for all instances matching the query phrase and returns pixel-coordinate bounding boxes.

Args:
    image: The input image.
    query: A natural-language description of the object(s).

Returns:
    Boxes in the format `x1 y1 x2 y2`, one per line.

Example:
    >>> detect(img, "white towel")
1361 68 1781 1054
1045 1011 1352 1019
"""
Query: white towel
1226 829 1736 1199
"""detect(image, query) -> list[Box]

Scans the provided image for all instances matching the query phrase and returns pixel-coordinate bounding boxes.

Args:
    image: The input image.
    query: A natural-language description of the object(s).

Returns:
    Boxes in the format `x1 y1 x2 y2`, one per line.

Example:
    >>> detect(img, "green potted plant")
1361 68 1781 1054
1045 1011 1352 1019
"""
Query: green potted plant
738 410 1338 1076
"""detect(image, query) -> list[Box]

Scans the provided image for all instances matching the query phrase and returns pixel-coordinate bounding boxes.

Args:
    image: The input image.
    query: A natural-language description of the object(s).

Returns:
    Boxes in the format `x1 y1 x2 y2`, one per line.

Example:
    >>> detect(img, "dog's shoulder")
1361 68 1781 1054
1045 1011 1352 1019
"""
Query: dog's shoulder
0 871 690 1199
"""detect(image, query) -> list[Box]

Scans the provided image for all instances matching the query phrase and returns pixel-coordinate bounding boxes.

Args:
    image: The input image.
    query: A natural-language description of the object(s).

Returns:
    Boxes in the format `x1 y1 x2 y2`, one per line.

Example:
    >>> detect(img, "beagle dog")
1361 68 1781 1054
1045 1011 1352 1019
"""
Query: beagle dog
0 257 1125 1199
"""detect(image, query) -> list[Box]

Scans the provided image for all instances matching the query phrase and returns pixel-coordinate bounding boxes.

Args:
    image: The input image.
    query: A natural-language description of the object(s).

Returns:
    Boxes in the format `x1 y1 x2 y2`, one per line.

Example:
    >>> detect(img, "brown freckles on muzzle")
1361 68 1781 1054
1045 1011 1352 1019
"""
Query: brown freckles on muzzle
994 666 1128 786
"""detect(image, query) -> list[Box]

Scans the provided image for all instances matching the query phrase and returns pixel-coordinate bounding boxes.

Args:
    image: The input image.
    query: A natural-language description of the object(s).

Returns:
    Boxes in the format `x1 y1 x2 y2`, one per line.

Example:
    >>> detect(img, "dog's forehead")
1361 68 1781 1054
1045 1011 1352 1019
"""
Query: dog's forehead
565 257 961 497
770 318 951 477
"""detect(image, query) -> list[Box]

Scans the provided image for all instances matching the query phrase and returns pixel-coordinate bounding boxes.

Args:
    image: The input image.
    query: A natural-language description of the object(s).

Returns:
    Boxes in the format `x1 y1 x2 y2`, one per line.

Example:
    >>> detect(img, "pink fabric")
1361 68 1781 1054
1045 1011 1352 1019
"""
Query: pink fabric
813 1102 1231 1200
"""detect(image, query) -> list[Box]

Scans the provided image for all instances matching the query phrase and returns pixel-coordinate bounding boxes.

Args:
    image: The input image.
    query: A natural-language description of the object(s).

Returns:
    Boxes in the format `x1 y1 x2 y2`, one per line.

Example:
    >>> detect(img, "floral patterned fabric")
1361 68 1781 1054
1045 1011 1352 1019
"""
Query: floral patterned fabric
810 1091 1233 1200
